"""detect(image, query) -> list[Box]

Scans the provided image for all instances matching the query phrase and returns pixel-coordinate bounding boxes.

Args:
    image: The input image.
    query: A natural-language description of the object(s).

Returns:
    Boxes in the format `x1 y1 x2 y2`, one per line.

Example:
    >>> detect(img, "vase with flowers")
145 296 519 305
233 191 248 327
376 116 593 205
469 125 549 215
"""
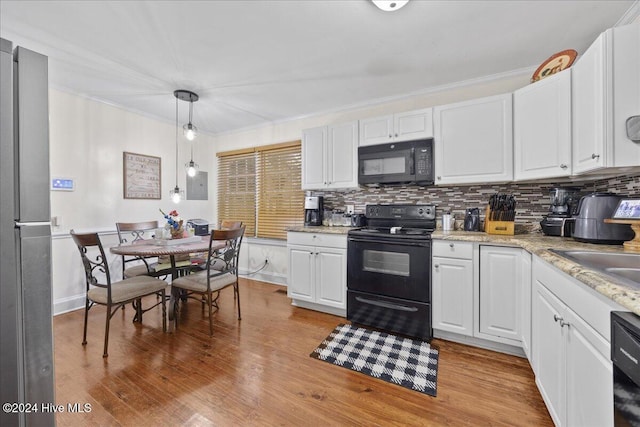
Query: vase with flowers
159 209 185 239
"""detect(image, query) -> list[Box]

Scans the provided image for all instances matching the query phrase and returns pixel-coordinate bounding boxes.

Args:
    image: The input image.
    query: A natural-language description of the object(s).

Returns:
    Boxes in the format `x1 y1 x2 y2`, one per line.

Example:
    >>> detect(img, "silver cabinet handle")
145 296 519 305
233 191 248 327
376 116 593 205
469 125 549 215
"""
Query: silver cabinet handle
591 153 600 159
553 314 570 327
388 134 392 138
560 320 570 328
553 314 562 322
449 243 454 248
560 164 568 169
395 133 398 137
437 176 441 180
434 264 439 269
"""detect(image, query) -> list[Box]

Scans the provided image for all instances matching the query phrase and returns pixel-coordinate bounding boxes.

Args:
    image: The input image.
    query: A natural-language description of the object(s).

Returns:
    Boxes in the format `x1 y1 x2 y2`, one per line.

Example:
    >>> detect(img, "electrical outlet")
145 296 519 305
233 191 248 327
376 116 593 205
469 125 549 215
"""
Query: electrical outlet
346 204 355 214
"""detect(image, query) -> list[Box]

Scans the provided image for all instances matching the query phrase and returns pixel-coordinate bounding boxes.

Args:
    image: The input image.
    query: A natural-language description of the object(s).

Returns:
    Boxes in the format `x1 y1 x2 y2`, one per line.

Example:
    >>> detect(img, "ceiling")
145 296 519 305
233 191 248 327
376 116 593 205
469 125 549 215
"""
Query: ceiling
1 1 637 136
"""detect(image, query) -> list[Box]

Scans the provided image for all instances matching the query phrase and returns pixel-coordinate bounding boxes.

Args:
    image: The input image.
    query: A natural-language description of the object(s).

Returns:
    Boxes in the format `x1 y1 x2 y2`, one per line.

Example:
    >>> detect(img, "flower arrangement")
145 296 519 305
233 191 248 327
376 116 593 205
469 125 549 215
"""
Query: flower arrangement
159 208 184 239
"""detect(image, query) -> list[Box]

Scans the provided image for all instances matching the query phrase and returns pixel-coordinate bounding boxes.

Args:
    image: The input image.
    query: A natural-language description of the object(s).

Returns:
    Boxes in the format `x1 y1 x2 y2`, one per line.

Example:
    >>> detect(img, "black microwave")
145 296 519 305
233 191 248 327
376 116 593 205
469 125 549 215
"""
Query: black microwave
358 139 434 186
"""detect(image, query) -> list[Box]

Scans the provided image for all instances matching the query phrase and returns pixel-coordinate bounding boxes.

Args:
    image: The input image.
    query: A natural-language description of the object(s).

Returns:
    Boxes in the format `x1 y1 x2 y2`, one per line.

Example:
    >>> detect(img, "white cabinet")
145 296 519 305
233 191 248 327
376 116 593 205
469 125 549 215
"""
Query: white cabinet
572 24 640 174
432 241 474 336
287 232 347 316
433 93 513 185
514 70 572 180
531 256 615 427
302 121 358 190
359 108 433 146
478 246 529 346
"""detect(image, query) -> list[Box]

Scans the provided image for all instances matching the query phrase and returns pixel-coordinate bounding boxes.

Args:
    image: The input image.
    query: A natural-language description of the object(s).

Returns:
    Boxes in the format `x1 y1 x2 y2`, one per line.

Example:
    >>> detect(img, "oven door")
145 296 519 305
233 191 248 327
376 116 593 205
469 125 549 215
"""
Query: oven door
347 236 431 302
358 145 414 185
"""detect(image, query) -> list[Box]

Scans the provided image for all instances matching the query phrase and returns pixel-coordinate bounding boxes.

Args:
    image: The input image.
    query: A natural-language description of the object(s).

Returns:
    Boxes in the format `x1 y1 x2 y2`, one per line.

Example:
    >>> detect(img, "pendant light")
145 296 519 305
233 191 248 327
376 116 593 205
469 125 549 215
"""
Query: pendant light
185 142 199 177
171 91 186 203
176 90 199 141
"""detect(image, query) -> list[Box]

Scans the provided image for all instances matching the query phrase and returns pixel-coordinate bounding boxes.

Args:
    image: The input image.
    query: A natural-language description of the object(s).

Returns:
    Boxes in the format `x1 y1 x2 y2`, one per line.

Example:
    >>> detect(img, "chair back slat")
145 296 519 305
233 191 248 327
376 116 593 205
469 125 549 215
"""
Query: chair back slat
206 226 245 277
116 221 159 243
219 220 243 230
70 229 111 291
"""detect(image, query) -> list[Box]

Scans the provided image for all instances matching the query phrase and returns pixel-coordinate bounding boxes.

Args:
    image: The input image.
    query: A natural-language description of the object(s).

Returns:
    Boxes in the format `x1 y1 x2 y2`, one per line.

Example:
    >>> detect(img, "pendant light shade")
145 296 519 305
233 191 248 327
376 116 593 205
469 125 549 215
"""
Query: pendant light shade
183 122 197 141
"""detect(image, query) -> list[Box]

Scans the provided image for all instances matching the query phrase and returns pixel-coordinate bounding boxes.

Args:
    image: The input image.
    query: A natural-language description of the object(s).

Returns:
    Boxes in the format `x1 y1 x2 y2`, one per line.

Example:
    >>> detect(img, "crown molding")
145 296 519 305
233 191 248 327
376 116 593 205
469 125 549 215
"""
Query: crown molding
616 0 640 25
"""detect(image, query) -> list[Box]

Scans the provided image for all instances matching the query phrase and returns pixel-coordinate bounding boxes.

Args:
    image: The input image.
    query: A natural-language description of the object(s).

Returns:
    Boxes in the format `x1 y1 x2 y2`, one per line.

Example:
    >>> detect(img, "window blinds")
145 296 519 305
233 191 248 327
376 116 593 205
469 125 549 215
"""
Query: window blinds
217 141 303 240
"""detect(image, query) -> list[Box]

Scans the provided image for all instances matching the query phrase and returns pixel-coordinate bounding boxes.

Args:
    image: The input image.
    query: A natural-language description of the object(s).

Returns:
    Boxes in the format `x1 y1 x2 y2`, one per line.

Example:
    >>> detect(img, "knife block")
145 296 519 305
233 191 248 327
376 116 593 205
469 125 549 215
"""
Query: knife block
484 205 515 235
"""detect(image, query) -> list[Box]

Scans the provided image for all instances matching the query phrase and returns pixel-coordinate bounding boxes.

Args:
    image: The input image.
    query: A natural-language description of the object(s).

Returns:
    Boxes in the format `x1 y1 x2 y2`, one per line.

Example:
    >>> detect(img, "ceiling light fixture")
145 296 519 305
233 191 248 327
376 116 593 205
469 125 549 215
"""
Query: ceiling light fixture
371 0 409 12
174 89 199 141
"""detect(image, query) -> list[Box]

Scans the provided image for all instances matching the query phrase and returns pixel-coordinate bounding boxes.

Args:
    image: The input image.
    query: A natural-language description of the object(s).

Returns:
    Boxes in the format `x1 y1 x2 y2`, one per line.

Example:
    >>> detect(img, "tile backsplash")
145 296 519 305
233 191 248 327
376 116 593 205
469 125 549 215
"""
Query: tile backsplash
319 173 640 232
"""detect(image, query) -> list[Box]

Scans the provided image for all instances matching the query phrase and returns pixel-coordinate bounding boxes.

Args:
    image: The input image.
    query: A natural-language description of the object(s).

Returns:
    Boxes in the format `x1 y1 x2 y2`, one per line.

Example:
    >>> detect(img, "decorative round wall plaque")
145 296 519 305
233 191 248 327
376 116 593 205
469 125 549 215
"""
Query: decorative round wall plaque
530 49 577 83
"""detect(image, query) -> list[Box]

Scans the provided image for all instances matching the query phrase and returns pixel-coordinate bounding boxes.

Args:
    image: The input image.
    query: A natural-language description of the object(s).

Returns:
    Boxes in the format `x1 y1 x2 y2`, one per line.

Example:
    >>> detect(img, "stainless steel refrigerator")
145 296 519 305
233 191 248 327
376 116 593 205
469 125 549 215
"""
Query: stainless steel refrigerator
1 38 55 426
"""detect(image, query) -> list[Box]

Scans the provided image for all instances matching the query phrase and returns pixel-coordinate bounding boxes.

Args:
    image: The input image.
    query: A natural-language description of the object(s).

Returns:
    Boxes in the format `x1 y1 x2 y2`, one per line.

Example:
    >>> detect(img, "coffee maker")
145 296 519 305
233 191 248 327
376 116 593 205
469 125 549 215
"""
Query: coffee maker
540 187 580 236
304 195 323 226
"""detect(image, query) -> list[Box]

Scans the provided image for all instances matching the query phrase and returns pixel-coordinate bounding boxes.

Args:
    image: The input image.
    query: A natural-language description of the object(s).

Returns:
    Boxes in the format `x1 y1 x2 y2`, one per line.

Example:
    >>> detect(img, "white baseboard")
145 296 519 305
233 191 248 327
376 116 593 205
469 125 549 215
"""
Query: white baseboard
291 299 346 318
54 294 85 315
239 270 287 286
434 329 526 358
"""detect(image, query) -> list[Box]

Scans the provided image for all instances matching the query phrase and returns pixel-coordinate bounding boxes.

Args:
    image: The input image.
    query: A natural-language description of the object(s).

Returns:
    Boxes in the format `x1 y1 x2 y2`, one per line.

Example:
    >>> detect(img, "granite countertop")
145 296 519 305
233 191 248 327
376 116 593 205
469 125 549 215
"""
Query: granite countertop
286 226 356 235
432 231 639 316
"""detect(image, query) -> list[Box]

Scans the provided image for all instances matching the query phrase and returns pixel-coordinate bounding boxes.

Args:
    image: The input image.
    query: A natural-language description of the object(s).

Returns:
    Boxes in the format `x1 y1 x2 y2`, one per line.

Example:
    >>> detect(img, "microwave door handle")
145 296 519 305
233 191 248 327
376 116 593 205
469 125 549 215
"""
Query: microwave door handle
409 148 415 175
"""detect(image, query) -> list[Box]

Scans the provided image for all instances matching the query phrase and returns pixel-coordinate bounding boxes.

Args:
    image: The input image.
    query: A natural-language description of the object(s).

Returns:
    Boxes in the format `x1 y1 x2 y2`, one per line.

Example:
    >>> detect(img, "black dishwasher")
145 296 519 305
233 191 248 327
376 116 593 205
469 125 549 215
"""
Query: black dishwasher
611 311 640 427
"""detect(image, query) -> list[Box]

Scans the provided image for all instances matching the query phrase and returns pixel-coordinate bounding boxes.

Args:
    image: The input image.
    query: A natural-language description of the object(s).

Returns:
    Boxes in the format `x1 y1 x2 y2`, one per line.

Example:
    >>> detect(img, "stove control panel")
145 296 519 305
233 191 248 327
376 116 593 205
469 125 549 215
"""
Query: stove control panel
366 204 435 220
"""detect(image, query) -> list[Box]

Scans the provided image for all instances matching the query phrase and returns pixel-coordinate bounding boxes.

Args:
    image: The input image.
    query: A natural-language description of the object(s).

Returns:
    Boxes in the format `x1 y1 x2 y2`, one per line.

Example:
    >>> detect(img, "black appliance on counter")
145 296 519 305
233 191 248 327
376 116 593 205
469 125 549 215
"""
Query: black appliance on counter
304 195 323 226
187 218 209 236
347 204 436 341
358 139 434 186
611 311 640 427
572 193 634 244
540 187 581 237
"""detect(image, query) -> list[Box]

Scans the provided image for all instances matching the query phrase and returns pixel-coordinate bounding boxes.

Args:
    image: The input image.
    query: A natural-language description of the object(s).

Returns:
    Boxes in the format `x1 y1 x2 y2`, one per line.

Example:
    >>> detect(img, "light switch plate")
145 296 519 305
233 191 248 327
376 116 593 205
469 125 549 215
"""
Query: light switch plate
346 204 355 214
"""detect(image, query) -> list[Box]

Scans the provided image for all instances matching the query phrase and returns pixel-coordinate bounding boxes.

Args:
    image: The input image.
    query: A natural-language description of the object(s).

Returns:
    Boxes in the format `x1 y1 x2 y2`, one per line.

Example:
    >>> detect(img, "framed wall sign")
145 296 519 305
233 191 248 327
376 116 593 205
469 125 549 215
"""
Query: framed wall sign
123 152 161 199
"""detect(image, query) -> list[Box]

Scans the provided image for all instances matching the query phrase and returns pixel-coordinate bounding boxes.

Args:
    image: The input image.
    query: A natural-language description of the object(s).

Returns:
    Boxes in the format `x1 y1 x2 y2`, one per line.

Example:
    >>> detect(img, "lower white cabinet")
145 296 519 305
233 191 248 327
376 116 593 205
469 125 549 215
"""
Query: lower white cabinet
432 241 474 336
532 257 614 427
287 232 347 316
478 246 530 347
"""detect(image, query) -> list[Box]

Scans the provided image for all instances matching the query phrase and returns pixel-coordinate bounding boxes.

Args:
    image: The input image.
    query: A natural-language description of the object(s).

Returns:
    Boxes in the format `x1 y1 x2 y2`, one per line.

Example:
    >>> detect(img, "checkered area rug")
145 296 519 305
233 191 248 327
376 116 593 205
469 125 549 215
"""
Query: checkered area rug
310 324 438 396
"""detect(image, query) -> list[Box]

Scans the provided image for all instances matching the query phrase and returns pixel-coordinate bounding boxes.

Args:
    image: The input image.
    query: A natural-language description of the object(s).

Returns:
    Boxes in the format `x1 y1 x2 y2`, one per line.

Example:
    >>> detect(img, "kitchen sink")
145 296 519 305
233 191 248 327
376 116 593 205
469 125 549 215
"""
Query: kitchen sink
551 250 640 290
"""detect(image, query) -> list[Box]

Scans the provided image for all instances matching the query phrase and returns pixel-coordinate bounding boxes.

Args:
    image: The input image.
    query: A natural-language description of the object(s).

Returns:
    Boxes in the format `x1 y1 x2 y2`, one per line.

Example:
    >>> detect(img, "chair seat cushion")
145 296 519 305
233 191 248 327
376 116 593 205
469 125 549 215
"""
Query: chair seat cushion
172 271 236 293
88 276 167 304
123 264 152 278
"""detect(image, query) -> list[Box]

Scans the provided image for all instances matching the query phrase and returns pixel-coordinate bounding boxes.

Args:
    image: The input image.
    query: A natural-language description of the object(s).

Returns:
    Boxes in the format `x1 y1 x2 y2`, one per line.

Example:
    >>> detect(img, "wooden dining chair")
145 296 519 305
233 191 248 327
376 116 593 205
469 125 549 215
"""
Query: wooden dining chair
71 230 168 357
219 220 243 229
171 226 245 336
115 221 171 279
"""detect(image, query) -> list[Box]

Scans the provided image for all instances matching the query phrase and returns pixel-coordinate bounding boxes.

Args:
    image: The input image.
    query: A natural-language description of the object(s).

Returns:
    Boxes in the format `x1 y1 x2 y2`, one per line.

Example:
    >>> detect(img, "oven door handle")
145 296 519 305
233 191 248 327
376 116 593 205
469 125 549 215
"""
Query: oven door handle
348 237 430 247
355 296 419 312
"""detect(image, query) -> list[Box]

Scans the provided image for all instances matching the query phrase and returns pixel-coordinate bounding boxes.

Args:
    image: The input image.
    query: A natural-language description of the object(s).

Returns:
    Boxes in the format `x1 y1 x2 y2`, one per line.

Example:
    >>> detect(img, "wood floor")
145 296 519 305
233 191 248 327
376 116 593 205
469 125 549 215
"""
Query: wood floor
53 278 552 426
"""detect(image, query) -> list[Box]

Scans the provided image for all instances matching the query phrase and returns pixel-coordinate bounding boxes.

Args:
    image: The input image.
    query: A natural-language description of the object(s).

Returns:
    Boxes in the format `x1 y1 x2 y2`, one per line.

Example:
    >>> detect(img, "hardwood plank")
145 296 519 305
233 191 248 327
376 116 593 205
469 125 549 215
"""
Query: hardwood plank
54 278 552 426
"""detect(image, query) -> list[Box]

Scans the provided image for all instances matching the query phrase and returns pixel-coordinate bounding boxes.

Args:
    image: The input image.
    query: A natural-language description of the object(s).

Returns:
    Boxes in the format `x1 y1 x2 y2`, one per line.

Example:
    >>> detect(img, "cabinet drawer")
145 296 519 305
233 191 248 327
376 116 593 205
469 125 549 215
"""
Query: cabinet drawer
287 232 348 249
432 240 473 259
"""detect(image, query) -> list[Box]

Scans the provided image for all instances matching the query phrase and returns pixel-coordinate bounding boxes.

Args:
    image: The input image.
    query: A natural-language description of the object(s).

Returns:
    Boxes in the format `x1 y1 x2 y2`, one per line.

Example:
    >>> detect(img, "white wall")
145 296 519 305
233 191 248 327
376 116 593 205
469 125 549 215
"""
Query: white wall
49 89 217 314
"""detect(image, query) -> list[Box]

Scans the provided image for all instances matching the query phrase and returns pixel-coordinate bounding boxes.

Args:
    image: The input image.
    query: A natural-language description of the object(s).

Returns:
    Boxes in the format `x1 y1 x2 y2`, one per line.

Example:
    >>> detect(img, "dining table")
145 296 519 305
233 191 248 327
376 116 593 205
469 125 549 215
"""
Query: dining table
110 235 226 326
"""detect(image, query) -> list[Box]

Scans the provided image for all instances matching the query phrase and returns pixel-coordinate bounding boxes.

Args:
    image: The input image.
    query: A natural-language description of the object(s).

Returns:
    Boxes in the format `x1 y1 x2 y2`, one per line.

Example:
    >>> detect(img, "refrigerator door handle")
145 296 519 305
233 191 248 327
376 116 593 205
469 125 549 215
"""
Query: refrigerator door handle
15 221 51 227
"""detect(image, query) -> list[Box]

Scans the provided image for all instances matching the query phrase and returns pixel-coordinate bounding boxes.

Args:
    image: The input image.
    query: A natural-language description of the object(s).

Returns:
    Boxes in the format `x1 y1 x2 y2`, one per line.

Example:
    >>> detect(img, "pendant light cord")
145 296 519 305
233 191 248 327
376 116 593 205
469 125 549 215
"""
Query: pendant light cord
175 95 179 187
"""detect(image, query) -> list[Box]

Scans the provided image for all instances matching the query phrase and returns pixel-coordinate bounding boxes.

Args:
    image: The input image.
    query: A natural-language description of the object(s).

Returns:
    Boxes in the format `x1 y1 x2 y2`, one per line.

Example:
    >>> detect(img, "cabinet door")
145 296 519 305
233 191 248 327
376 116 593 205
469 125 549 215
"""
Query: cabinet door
514 70 572 180
432 256 474 336
564 307 613 427
359 115 393 146
532 281 566 427
572 32 607 174
434 93 513 185
302 127 327 189
315 247 347 309
479 246 522 342
287 245 314 302
394 108 433 141
327 122 358 189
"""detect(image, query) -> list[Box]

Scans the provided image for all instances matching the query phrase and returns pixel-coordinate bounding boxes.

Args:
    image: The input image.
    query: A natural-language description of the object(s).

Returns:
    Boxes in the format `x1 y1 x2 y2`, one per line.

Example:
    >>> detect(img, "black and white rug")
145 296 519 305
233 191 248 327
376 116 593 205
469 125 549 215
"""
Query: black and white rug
310 324 439 396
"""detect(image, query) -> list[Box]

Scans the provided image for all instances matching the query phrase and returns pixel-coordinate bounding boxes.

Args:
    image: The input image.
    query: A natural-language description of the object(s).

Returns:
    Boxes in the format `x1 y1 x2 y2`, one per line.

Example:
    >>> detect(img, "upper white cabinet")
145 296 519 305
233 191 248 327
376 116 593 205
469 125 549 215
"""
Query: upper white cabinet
434 93 513 185
514 70 572 180
359 108 433 146
572 23 640 174
302 121 359 190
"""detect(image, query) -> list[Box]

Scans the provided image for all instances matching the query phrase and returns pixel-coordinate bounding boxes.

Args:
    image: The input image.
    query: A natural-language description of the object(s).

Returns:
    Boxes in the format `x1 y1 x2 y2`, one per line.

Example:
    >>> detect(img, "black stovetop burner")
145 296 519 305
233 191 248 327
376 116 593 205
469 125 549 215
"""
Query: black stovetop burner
348 204 436 239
